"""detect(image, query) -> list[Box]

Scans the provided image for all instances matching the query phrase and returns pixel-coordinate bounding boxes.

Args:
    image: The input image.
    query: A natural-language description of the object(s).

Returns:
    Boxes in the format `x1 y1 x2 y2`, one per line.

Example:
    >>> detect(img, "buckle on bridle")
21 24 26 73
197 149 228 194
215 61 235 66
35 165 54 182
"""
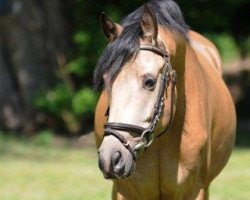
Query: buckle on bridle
123 140 130 147
134 129 154 151
170 69 177 84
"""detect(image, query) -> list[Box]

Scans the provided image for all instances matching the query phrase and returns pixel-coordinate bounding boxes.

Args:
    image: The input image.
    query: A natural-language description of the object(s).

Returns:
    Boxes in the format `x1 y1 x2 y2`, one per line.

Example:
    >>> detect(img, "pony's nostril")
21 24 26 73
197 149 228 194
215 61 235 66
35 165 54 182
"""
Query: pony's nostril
114 162 125 176
112 151 121 166
112 151 125 176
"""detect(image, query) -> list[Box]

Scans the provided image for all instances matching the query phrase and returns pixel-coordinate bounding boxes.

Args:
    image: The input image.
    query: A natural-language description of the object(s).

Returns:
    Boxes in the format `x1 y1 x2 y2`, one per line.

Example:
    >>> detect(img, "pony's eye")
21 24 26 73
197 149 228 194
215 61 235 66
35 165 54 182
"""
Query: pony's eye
144 77 156 90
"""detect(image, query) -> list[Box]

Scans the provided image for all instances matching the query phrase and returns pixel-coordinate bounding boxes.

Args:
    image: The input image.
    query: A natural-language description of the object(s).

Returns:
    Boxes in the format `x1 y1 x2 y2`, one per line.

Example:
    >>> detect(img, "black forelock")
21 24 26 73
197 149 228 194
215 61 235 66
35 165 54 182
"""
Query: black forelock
93 0 189 90
93 23 141 90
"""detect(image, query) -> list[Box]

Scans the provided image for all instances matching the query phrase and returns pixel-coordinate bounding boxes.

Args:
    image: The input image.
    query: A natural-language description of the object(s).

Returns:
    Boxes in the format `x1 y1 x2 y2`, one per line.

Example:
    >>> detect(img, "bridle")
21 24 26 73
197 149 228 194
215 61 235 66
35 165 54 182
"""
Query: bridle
103 44 177 159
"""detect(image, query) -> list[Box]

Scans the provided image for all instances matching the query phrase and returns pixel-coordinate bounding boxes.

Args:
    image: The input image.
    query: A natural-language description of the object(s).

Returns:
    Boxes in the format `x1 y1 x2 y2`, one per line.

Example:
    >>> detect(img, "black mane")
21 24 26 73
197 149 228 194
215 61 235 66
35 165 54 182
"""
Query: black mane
93 0 188 90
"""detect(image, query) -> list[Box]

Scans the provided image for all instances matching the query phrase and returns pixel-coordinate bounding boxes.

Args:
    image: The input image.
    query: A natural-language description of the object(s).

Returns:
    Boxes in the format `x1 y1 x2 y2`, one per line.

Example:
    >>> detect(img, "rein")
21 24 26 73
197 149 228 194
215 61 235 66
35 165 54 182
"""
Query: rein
104 44 177 159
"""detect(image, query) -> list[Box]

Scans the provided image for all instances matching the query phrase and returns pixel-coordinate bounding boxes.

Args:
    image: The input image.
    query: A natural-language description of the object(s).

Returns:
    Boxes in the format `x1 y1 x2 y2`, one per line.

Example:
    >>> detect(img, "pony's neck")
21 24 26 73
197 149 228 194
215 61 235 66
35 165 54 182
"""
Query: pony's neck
159 26 188 133
160 27 208 135
158 26 187 76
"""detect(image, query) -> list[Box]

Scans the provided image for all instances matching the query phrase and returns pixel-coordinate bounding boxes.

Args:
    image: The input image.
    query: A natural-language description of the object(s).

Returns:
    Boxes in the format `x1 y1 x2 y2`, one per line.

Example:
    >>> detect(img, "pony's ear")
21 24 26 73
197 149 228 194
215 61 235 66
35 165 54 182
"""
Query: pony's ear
100 12 122 41
140 4 158 42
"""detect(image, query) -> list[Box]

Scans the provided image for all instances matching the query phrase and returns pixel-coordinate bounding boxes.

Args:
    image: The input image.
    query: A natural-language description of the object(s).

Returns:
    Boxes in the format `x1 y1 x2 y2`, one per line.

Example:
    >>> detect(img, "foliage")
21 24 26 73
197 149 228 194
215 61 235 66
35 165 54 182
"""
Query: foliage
35 84 73 116
72 88 97 114
33 0 249 135
33 129 54 146
205 33 240 63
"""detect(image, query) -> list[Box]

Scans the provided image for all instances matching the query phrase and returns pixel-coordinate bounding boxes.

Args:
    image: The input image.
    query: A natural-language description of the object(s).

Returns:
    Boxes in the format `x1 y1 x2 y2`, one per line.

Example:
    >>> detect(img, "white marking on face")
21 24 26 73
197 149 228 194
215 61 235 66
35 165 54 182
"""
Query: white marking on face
108 50 165 128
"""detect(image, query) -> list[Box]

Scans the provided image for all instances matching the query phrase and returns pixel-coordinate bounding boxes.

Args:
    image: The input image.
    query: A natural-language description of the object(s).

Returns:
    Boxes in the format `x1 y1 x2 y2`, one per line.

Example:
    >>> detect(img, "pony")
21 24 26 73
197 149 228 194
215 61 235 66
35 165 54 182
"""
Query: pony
94 0 236 199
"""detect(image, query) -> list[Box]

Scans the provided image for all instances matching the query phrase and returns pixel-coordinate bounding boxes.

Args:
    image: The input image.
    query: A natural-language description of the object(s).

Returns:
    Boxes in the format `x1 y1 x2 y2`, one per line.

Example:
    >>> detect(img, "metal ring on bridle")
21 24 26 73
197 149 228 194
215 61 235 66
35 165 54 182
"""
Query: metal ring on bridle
142 129 154 148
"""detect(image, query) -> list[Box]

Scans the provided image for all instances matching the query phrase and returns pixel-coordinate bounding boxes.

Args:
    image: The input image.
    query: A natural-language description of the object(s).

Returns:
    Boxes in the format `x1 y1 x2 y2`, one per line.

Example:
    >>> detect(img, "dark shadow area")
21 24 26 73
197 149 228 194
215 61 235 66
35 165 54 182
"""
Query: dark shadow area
235 121 250 148
224 69 250 148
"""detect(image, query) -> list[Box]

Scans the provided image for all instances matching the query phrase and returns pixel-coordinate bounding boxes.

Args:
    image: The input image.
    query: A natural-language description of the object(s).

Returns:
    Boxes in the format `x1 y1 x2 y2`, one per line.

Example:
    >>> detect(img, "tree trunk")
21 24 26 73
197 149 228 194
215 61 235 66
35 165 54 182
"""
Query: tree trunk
0 0 69 133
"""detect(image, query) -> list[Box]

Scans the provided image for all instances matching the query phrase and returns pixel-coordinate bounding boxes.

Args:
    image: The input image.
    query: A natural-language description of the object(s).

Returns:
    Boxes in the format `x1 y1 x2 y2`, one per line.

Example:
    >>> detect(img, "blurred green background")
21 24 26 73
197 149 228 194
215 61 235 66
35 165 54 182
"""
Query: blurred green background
0 0 250 199
0 0 249 135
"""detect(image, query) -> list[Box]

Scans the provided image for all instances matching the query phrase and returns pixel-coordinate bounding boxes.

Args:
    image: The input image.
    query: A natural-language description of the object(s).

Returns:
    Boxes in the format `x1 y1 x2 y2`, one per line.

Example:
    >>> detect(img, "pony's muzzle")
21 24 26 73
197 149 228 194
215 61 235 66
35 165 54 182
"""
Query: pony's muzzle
98 135 135 179
98 149 125 178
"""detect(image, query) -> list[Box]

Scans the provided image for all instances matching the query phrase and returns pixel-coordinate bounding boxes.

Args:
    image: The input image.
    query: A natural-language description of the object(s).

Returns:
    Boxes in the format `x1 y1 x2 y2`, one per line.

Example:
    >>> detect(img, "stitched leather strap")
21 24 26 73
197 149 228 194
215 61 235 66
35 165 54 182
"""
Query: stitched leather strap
104 128 137 159
104 123 146 135
140 45 168 57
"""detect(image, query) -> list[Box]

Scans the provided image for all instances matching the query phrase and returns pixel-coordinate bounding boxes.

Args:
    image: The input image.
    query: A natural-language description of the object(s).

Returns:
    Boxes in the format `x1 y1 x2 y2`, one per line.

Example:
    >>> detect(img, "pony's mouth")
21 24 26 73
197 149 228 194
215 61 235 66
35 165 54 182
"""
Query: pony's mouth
101 161 136 179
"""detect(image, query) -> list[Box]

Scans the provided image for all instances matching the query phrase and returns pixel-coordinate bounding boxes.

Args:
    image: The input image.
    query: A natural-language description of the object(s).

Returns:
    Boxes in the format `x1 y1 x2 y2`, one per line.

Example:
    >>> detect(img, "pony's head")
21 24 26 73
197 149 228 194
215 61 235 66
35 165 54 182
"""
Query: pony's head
94 2 187 179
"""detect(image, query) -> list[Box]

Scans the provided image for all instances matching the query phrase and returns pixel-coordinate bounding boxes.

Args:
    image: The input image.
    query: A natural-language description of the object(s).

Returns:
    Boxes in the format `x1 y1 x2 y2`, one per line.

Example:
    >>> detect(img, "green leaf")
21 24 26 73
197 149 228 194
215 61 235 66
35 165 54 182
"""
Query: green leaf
66 57 87 75
72 87 97 115
74 31 91 45
205 33 240 63
34 83 73 115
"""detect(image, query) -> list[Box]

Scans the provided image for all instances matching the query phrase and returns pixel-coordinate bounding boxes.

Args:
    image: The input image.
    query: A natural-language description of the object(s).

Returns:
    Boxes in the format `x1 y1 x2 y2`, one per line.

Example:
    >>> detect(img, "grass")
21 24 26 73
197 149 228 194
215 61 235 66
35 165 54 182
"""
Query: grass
0 134 112 200
210 149 250 200
0 133 249 200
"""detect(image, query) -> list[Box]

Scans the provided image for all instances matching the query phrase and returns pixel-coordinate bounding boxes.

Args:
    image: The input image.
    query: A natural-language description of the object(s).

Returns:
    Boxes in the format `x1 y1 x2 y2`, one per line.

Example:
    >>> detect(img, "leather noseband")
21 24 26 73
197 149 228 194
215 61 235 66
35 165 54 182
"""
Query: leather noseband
103 44 177 159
